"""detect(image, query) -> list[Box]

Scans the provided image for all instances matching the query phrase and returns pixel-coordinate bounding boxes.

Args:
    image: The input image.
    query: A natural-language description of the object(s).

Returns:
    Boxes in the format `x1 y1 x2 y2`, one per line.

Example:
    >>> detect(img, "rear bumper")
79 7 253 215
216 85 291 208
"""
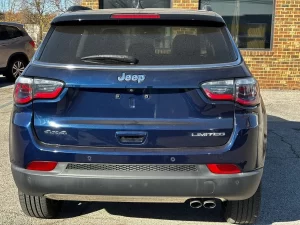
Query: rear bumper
12 163 263 201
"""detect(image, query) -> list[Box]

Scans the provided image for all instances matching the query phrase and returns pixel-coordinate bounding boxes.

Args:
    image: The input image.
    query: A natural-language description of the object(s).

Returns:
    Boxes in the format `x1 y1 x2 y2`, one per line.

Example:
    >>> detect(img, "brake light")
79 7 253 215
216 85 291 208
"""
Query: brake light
33 79 64 99
14 77 64 104
207 164 241 174
201 78 260 106
201 80 234 101
111 14 160 19
14 77 33 104
29 40 35 48
26 161 58 171
235 78 260 106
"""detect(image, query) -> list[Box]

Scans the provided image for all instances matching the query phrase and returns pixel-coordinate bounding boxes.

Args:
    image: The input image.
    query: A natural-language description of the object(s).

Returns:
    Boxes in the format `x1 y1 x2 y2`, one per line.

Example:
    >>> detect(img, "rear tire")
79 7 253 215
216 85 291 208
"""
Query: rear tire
18 191 62 218
223 185 261 224
4 57 27 81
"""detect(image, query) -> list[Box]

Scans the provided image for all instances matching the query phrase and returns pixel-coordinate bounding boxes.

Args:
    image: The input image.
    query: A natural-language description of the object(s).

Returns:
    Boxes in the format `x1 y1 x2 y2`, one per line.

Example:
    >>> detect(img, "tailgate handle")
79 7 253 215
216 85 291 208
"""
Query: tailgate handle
116 131 147 144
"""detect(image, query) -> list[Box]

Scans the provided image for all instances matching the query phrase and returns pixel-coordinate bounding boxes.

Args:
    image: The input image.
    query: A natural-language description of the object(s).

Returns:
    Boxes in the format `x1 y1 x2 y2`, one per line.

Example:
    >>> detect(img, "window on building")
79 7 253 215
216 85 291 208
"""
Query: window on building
101 0 170 9
200 0 274 49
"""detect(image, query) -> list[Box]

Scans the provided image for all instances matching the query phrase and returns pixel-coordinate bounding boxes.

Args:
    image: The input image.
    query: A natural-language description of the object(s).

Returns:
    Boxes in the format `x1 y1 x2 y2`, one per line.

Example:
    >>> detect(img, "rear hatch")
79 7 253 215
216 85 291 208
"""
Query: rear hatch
30 16 240 149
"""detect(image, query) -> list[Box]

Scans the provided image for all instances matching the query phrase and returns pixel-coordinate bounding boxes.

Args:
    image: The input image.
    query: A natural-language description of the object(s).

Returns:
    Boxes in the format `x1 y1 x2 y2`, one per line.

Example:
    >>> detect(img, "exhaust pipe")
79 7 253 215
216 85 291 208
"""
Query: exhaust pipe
203 200 216 209
189 199 202 209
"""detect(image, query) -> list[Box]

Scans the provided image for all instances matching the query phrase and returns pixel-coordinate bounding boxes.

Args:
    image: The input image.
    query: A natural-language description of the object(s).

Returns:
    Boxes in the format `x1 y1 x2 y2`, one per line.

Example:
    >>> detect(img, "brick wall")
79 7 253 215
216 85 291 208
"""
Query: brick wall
173 0 198 9
81 0 99 9
81 0 300 89
241 0 300 89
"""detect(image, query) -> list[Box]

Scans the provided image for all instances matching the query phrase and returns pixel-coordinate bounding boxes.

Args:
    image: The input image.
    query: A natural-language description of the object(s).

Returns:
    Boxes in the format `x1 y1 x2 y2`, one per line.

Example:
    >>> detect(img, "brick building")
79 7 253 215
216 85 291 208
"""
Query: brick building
81 0 300 89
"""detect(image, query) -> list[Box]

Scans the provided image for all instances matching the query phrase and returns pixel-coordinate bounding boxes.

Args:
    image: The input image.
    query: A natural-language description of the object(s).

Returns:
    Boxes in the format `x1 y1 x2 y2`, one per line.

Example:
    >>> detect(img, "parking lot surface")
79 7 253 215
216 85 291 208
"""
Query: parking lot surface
1 75 300 225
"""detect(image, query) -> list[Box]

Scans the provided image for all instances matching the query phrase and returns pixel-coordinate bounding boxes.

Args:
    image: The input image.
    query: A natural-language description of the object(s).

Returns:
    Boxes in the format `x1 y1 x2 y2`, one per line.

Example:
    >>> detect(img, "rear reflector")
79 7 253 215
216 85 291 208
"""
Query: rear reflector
14 77 64 104
207 164 241 174
26 161 58 171
111 14 160 19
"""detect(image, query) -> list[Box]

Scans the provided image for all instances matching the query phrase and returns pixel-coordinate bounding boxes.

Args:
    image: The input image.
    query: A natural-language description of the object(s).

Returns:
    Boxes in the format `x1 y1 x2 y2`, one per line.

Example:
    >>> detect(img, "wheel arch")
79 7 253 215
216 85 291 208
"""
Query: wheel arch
7 52 30 66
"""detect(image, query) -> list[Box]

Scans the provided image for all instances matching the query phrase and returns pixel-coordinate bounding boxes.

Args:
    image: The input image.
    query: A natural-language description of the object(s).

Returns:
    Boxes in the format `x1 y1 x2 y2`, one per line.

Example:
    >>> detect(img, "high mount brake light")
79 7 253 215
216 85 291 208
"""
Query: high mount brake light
111 14 160 19
201 78 260 106
14 77 64 104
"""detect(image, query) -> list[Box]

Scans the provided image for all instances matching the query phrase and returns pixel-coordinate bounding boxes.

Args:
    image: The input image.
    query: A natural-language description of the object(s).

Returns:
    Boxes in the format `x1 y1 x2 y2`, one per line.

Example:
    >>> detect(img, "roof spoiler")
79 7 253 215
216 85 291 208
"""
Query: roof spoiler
67 5 92 12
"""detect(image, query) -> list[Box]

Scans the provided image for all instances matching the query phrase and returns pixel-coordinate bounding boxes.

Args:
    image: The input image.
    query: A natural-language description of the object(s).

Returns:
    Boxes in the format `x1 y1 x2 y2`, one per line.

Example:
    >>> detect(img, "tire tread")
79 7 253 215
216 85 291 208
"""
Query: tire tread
18 191 61 219
224 185 261 224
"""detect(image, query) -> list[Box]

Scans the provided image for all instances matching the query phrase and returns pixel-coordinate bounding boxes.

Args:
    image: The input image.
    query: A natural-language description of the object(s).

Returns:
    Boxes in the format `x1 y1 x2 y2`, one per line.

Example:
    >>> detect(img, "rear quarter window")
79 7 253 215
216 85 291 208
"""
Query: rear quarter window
39 24 237 66
5 26 23 39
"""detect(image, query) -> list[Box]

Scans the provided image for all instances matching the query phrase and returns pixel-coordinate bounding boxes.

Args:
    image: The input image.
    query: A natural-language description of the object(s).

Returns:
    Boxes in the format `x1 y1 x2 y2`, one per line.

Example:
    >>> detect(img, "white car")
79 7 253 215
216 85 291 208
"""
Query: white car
0 22 35 81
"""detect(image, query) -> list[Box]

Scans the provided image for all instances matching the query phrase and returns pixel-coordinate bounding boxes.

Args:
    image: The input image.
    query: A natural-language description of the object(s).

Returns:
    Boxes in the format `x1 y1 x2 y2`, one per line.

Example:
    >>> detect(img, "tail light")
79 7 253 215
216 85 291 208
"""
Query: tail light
29 40 35 48
201 80 234 101
111 14 160 19
14 77 64 104
207 164 241 174
26 161 58 171
235 78 260 106
201 78 260 106
14 77 33 104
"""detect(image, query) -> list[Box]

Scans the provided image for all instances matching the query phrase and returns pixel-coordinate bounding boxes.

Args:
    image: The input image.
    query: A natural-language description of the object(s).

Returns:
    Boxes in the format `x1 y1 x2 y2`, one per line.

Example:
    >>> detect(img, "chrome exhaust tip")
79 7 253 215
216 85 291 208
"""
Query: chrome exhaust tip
189 199 202 209
203 200 216 209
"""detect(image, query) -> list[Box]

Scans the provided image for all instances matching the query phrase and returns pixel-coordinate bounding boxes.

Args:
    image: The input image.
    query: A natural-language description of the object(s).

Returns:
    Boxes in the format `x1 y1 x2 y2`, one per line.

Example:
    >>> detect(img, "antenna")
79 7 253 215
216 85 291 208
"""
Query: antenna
132 0 144 9
202 5 213 11
67 6 92 12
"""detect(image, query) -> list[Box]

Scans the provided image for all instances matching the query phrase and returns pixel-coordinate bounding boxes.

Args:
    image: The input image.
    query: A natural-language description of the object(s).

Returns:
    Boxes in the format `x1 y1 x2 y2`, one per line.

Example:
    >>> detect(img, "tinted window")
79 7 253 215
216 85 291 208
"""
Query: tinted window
200 0 274 49
5 26 23 39
40 25 236 66
0 26 10 40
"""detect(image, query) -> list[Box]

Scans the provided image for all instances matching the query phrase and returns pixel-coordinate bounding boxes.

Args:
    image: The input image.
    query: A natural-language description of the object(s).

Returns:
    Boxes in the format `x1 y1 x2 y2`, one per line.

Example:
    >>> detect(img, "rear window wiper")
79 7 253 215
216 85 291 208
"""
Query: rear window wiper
81 55 139 65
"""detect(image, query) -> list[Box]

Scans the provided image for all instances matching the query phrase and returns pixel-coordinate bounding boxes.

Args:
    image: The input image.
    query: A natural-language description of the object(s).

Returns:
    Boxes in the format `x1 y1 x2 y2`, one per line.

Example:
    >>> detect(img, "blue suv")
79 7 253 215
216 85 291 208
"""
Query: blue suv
10 7 267 224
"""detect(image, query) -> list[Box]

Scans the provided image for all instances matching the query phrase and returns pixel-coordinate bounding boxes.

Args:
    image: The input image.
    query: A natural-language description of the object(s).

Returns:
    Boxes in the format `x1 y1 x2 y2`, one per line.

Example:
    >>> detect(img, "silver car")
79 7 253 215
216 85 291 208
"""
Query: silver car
0 22 35 81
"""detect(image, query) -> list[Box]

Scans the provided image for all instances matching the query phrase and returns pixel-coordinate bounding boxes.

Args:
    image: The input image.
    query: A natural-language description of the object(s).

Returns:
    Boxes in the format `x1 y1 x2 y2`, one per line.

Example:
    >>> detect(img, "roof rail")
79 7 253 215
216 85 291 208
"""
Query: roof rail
202 5 213 11
67 5 92 12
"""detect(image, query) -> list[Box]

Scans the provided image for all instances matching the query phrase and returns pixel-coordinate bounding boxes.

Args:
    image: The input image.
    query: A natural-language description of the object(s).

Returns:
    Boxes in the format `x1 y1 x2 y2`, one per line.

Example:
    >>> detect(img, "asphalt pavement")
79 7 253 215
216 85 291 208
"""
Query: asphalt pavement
0 75 300 225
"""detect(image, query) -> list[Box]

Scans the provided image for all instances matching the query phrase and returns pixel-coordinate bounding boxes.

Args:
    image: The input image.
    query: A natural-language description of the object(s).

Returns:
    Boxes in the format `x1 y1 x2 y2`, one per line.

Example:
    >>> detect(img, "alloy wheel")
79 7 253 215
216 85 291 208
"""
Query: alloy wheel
12 61 25 78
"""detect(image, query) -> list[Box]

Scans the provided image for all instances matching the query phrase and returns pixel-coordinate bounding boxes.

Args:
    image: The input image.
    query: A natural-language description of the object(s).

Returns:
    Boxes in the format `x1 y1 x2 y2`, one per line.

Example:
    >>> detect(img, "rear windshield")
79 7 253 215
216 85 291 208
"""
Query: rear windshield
39 25 237 66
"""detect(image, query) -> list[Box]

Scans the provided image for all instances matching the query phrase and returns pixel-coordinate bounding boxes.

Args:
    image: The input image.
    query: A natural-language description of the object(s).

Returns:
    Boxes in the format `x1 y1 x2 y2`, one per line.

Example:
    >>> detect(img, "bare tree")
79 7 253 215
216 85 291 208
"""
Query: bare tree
20 0 57 43
0 0 21 21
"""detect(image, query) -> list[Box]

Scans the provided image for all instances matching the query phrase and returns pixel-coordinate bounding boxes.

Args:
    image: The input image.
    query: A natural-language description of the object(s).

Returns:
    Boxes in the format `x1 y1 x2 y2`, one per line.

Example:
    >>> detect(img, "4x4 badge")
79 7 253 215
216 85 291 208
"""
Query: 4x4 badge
118 73 145 83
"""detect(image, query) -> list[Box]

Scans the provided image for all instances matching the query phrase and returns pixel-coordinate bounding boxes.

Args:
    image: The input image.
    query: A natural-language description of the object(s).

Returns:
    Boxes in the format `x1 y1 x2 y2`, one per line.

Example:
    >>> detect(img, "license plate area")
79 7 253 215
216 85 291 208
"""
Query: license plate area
102 88 197 119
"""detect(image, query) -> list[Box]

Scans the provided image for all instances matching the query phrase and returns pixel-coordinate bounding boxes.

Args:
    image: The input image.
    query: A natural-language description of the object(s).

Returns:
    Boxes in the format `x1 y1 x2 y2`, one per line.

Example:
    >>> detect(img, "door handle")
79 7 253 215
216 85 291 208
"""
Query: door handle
116 131 147 144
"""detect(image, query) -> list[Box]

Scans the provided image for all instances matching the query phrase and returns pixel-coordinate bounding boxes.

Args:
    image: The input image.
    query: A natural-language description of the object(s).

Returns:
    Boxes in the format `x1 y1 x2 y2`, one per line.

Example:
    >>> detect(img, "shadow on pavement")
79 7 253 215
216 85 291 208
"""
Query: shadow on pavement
0 75 14 88
59 201 224 222
57 115 300 224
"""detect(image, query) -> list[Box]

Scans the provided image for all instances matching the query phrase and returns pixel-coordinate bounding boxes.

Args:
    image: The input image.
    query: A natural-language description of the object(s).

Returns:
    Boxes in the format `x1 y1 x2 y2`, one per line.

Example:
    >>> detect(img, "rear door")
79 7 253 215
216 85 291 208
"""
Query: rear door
0 25 10 68
30 21 239 149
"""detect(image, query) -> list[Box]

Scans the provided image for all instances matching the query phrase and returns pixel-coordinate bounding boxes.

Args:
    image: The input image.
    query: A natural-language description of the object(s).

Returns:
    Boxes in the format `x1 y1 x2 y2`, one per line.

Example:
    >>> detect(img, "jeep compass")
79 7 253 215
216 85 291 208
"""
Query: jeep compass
10 7 267 224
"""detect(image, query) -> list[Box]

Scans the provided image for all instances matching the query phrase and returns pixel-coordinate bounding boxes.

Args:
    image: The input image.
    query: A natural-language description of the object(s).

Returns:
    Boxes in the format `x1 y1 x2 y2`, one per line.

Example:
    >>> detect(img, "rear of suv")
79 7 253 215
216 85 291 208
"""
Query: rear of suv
0 22 35 81
10 8 267 224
